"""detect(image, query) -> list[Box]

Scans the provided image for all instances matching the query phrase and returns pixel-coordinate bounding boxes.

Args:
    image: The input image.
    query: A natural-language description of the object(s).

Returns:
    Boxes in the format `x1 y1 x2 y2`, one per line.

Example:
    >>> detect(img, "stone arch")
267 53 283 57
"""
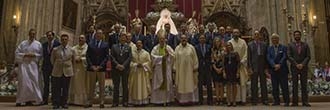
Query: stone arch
206 12 249 34
259 27 269 44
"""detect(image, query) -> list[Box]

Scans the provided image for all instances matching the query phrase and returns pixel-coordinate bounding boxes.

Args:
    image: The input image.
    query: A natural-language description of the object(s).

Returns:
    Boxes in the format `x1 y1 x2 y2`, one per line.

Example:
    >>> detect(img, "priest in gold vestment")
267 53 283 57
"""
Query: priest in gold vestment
128 40 151 106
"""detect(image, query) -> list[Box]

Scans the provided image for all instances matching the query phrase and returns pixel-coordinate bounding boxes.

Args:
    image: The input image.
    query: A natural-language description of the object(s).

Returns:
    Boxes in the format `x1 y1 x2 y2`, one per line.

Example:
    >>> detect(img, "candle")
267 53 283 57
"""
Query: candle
144 26 146 36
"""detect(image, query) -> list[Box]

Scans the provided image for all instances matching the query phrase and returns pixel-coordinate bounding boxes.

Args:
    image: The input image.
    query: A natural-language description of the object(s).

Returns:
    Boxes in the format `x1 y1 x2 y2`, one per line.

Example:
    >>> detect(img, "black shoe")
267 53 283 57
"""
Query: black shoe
302 103 311 107
99 104 105 108
291 103 298 106
62 104 69 109
284 103 290 106
207 102 213 106
272 103 280 106
25 102 33 106
52 105 60 109
15 103 23 107
251 103 257 106
198 101 203 105
233 103 237 107
123 103 129 107
263 102 269 106
41 101 48 105
111 104 118 108
84 104 92 108
241 102 246 106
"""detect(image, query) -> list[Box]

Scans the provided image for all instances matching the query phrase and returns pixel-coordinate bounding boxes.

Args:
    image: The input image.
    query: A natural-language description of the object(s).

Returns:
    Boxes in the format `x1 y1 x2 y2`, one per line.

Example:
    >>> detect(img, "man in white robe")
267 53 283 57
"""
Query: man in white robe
150 29 175 105
228 29 248 105
128 40 151 106
15 29 43 106
174 34 199 105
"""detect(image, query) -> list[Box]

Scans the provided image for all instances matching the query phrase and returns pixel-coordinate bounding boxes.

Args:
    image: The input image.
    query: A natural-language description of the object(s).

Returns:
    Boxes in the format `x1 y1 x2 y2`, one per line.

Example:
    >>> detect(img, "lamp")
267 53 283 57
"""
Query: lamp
12 15 18 34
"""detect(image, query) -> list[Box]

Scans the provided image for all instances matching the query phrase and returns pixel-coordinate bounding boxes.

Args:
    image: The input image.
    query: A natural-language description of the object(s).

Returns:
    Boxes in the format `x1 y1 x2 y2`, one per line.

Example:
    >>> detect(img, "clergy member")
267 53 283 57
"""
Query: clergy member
228 29 248 105
15 29 43 106
68 35 89 105
128 40 151 106
150 29 175 106
174 34 199 105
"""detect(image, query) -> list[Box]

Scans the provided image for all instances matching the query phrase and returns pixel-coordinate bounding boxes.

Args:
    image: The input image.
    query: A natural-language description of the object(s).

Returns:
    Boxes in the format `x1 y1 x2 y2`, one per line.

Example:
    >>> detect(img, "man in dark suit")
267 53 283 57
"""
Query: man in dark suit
224 26 233 42
85 25 96 44
248 31 269 105
266 33 290 106
191 25 206 45
111 33 132 107
288 30 311 107
195 35 213 105
164 23 176 49
85 29 109 108
205 23 217 45
108 24 121 48
132 25 146 44
145 25 158 52
41 31 60 105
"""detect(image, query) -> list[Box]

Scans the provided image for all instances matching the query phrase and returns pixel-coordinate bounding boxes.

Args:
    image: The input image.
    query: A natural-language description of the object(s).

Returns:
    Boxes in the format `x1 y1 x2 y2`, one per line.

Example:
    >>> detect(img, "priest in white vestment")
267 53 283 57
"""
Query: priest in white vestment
69 35 88 105
174 34 199 105
228 29 248 105
150 29 175 105
128 40 151 106
15 29 43 106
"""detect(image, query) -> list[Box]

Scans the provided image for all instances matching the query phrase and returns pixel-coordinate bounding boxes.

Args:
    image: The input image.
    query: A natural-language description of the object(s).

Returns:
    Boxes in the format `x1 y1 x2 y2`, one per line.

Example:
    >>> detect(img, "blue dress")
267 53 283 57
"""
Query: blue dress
224 52 240 83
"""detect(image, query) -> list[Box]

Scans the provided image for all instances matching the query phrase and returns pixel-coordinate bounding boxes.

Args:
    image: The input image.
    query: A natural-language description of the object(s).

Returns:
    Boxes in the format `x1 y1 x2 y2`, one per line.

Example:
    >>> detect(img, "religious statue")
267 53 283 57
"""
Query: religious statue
186 11 198 34
156 8 178 35
131 9 143 28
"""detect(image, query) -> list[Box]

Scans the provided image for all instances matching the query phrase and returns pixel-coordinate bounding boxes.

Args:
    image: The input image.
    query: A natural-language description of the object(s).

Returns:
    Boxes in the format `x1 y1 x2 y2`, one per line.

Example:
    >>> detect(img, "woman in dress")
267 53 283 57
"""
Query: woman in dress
211 37 225 105
224 42 240 107
68 35 88 105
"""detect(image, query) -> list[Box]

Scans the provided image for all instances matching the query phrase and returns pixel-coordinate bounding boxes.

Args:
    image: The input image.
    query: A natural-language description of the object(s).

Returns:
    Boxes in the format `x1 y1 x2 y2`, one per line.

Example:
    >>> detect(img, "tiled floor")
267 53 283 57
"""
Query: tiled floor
0 103 328 110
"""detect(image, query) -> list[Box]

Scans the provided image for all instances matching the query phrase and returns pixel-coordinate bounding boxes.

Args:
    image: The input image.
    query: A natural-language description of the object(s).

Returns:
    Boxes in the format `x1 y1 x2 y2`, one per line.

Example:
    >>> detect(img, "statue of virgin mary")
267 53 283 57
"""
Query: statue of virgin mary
155 8 178 35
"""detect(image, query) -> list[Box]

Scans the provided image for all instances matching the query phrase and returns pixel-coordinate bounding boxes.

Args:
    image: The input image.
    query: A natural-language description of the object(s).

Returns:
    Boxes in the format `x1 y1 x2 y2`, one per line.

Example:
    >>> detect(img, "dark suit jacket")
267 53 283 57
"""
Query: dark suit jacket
166 33 176 49
85 32 95 44
223 33 232 43
108 32 120 48
145 34 158 52
248 41 268 72
205 32 218 45
42 40 60 72
267 44 289 74
287 42 311 72
195 44 212 72
111 43 132 73
189 33 199 46
132 34 146 44
86 40 109 72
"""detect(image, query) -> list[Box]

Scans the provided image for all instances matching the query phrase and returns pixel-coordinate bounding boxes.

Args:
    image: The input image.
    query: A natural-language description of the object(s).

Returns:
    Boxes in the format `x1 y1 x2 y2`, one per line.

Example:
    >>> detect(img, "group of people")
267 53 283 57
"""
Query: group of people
314 62 330 82
14 21 312 109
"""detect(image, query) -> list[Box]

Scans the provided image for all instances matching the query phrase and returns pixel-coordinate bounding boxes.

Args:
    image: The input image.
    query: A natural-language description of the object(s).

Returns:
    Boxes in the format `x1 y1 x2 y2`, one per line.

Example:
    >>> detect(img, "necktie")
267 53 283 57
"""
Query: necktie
202 44 206 57
62 47 66 60
96 41 100 48
274 45 278 56
48 42 52 53
297 43 301 54
257 41 261 55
